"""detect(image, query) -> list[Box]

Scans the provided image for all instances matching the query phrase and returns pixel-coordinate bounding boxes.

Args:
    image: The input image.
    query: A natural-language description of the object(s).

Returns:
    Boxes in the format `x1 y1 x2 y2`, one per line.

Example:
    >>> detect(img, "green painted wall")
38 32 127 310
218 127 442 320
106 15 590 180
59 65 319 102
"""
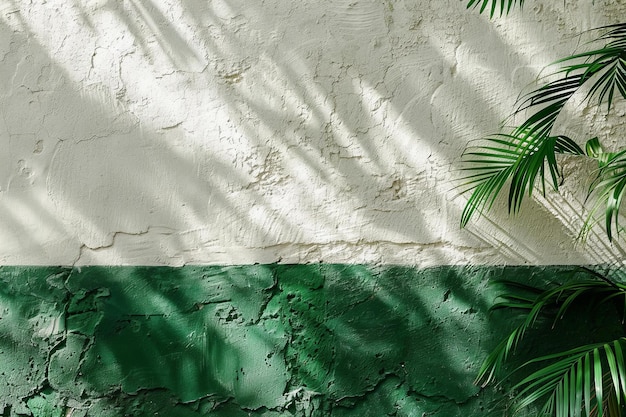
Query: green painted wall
0 265 617 416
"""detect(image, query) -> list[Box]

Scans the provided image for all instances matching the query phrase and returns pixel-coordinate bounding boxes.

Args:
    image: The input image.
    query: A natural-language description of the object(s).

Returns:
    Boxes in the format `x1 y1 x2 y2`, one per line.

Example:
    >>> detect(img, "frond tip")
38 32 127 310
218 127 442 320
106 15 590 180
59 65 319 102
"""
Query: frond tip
465 0 525 17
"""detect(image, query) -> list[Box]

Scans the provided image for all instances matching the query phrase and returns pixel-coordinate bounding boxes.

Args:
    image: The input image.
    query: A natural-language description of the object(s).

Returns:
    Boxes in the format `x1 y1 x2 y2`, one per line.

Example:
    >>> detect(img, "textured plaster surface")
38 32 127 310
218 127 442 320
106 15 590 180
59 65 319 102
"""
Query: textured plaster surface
1 1 626 265
2 265 615 416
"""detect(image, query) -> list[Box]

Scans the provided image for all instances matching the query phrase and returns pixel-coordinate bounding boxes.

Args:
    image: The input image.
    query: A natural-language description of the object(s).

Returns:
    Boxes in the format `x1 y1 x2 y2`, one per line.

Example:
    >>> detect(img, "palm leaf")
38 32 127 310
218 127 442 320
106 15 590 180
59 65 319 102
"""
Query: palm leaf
465 0 525 17
476 269 626 416
554 25 626 112
507 340 626 417
460 23 626 232
585 150 626 241
459 133 583 227
476 271 626 386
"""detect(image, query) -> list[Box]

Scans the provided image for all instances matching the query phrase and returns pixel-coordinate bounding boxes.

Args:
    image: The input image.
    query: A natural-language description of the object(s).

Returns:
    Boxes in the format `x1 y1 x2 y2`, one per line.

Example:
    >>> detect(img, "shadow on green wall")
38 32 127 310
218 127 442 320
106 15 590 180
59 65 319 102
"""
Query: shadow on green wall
0 265 609 416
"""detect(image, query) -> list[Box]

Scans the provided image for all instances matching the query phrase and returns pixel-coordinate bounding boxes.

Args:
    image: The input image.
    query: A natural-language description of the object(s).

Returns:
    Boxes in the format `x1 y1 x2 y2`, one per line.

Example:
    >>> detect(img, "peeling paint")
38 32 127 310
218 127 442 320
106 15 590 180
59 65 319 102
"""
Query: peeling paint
4 1 626 414
0 265 617 416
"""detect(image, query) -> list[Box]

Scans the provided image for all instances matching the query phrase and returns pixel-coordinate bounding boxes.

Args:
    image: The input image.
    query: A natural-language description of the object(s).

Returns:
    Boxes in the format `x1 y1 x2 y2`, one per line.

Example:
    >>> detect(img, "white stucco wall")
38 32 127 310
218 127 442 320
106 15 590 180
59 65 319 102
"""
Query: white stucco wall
1 0 625 265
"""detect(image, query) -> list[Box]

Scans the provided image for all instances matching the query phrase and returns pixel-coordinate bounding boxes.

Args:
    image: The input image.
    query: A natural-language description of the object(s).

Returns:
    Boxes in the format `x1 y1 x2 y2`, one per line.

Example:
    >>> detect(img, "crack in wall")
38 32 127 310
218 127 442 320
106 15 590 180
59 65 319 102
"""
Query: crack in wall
0 265 600 415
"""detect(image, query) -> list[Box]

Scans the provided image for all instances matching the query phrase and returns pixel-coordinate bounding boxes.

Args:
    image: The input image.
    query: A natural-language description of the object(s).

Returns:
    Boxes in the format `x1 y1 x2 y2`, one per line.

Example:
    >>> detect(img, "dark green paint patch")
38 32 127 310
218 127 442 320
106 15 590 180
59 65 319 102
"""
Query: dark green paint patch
26 389 63 417
0 265 614 416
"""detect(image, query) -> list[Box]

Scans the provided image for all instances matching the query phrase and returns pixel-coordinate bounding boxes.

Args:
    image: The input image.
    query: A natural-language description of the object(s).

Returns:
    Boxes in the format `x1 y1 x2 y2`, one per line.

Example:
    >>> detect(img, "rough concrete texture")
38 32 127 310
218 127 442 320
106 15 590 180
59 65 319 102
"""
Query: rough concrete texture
1 1 626 265
3 264 618 416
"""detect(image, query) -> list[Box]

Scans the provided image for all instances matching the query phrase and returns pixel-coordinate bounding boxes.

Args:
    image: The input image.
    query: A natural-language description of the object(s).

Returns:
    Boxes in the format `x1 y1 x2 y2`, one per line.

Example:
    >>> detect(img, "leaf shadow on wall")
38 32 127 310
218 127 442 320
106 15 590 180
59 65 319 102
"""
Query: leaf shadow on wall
2 1 626 416
0 264 547 416
2 0 623 265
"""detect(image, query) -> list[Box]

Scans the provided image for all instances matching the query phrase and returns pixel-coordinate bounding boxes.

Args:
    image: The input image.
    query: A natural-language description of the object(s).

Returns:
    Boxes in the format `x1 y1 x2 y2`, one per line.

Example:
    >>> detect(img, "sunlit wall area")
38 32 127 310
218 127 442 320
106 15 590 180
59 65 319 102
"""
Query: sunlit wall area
4 2 626 416
1 0 624 266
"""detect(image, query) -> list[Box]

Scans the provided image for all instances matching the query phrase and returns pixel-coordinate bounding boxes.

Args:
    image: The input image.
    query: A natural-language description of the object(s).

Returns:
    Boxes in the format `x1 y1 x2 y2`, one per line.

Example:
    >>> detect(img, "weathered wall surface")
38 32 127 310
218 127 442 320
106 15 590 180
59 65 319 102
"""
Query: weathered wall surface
2 265 619 417
3 1 626 416
2 0 626 266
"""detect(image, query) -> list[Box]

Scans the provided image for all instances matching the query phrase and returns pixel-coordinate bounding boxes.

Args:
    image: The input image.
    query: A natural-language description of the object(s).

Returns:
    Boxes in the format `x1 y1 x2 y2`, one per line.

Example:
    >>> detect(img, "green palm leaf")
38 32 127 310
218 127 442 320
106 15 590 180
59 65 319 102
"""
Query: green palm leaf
460 23 626 236
464 0 524 17
476 271 626 383
459 133 583 227
586 150 626 241
476 269 626 416
507 340 626 417
554 24 626 112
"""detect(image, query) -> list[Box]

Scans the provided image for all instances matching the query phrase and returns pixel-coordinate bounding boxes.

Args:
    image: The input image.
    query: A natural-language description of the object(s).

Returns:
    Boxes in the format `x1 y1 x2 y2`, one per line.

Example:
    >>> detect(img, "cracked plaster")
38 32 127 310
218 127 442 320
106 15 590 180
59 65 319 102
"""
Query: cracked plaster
0 264 619 416
2 3 626 416
0 1 625 265
3 264 608 416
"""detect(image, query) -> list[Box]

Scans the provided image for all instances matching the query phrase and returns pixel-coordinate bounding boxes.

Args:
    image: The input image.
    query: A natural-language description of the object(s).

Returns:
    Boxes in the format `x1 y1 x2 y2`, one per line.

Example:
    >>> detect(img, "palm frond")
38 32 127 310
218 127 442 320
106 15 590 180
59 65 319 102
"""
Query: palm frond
586 150 626 241
460 23 626 230
554 25 626 112
509 339 626 417
465 0 525 17
476 274 626 387
477 270 626 416
459 133 583 227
